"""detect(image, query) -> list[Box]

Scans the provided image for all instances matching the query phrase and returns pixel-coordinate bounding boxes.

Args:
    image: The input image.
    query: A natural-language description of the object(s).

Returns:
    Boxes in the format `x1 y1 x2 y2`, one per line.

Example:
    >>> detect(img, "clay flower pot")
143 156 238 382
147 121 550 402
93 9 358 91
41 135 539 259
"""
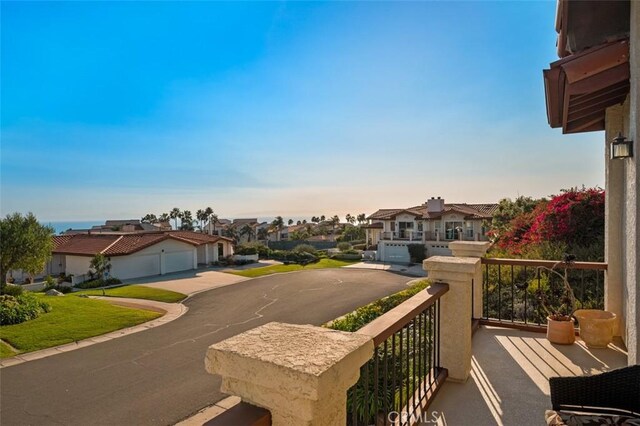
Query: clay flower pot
546 316 575 345
574 309 617 348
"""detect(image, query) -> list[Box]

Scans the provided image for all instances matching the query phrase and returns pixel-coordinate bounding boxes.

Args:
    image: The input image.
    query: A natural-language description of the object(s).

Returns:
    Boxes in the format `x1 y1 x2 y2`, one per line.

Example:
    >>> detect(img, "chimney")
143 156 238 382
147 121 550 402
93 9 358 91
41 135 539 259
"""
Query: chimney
427 196 445 213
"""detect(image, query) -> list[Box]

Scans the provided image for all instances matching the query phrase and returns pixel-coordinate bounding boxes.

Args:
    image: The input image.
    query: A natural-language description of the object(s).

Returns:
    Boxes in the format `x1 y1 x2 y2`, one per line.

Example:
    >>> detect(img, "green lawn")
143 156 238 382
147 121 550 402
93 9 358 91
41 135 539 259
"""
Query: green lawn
0 294 161 357
0 340 16 358
228 258 360 278
74 285 186 303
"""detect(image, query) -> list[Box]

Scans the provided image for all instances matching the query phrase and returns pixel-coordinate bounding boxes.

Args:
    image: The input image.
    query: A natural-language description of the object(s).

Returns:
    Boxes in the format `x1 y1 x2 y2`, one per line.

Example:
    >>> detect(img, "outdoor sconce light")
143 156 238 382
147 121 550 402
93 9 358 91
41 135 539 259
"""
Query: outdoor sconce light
611 132 634 159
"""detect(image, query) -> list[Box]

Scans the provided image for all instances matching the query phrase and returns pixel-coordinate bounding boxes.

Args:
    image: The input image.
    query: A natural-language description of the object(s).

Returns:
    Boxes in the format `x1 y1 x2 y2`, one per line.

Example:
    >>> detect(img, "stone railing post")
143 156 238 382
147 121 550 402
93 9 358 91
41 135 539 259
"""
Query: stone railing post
448 241 490 320
205 322 373 426
423 256 481 382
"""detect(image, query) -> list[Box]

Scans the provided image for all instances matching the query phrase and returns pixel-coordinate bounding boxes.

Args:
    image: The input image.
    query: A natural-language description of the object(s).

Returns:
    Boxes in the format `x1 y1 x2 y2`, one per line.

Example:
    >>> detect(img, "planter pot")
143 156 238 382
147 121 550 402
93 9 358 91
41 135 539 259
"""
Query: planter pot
546 316 575 345
574 309 617 348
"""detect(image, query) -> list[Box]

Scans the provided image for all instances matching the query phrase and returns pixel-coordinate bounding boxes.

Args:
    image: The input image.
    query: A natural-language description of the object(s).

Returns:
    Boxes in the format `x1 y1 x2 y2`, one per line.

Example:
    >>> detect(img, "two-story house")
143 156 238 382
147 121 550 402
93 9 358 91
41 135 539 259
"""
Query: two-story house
364 196 497 262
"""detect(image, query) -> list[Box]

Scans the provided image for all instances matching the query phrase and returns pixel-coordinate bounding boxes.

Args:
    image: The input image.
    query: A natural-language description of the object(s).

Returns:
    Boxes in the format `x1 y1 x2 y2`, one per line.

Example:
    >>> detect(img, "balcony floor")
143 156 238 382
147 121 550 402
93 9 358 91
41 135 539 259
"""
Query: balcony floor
427 325 628 426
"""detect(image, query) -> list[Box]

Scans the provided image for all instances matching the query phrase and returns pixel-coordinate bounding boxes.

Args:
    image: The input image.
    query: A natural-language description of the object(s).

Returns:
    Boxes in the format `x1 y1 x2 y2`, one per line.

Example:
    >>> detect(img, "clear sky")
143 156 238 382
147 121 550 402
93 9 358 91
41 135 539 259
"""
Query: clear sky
1 1 605 222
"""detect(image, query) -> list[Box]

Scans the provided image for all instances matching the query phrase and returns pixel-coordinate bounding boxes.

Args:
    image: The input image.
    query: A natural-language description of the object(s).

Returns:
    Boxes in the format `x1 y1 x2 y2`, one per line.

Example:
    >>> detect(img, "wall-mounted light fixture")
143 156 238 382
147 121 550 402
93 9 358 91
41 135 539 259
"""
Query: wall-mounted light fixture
611 132 634 159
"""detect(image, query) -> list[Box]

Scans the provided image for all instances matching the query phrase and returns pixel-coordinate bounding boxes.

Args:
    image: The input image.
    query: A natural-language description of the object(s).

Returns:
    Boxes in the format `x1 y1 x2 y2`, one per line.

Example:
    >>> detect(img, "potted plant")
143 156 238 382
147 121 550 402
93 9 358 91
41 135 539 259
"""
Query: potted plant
537 255 578 345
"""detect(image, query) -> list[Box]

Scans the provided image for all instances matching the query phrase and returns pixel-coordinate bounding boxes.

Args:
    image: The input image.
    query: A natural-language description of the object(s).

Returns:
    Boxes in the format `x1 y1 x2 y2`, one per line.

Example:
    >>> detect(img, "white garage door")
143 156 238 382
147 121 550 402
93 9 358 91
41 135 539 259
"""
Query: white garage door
427 244 451 256
383 244 410 263
165 251 194 274
113 254 161 280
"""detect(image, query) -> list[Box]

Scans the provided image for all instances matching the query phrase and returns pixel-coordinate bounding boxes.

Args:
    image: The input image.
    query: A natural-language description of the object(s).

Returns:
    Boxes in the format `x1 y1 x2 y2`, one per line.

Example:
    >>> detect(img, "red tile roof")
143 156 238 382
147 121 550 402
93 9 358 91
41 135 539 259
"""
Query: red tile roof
53 231 232 257
367 203 498 221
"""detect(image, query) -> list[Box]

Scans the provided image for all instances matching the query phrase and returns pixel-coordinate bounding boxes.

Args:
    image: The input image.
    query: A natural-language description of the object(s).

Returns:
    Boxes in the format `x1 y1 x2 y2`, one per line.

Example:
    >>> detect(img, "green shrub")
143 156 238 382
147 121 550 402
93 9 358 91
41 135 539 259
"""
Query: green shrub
407 244 426 263
330 253 361 261
1 293 52 325
352 244 366 250
328 280 430 332
74 277 122 289
235 244 258 255
293 244 317 255
337 242 352 252
44 275 57 290
1 284 24 296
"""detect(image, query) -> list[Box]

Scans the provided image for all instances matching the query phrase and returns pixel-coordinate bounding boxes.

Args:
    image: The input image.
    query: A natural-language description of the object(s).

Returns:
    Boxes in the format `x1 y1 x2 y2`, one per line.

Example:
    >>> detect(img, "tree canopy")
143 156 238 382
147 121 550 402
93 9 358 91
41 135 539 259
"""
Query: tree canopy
0 213 54 286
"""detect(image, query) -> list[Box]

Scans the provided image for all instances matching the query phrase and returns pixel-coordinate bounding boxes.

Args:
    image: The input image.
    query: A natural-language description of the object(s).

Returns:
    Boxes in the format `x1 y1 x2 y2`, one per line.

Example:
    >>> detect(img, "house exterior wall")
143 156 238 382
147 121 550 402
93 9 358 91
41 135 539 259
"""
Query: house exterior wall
604 1 639 365
66 255 93 277
108 238 197 280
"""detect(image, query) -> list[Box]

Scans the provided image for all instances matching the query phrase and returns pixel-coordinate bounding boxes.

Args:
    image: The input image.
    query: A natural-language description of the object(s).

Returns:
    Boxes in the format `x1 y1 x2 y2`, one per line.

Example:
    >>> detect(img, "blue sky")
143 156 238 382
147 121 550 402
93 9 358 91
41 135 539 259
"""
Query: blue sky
1 1 605 221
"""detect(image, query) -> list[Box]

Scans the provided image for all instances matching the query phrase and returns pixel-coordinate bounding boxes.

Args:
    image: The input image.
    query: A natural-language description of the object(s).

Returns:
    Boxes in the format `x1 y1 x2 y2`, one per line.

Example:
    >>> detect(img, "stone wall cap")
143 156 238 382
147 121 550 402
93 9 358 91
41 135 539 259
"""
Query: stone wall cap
448 241 491 248
208 322 371 377
423 256 480 273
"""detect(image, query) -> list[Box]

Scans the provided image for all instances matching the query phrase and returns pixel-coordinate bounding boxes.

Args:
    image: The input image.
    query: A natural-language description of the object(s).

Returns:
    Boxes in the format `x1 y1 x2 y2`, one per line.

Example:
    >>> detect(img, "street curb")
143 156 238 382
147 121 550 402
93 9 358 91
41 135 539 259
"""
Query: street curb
174 396 241 426
0 297 188 369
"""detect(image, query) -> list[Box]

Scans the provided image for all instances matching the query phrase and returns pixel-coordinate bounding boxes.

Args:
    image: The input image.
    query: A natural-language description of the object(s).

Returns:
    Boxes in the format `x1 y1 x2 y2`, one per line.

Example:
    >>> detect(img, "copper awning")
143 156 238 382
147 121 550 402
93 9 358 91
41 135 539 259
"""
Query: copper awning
543 39 629 134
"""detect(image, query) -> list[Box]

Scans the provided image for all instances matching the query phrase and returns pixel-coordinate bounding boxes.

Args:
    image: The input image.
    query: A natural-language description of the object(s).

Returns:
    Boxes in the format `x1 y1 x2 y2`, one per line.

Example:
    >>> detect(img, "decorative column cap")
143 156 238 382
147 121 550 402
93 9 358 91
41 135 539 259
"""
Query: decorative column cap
448 241 491 258
423 256 480 275
206 322 373 400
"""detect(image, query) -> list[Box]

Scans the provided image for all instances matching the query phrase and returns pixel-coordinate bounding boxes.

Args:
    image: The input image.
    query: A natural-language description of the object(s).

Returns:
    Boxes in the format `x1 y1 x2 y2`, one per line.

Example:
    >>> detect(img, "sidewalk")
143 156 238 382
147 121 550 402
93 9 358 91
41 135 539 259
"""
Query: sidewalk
343 261 427 277
0 297 187 368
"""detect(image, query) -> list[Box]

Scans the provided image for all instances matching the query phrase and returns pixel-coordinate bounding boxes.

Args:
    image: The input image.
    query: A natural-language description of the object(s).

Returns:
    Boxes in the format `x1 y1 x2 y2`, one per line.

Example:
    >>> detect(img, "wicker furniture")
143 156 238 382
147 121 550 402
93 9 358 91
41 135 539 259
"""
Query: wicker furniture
545 365 640 425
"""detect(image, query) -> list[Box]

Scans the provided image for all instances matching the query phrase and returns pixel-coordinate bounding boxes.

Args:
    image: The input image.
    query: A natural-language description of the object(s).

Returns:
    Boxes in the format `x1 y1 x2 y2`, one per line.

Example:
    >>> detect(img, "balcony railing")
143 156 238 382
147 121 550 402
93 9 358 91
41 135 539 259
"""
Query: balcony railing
379 231 490 242
480 258 607 329
348 283 449 426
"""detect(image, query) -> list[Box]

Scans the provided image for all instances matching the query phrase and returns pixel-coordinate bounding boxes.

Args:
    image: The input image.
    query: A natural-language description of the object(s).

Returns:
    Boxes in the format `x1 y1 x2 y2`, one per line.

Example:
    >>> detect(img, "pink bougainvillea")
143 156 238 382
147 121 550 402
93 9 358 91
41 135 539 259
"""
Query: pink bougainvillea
497 188 604 255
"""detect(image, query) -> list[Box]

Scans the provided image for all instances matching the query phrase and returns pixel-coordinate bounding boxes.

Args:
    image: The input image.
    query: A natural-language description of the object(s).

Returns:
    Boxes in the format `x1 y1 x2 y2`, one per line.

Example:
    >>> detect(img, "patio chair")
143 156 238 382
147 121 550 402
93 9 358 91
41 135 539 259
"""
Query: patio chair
545 365 640 425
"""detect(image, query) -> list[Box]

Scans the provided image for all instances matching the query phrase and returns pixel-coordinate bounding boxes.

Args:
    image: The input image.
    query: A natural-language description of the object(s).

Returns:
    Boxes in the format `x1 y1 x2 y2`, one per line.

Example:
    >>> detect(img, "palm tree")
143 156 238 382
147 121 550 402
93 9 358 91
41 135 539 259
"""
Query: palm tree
170 208 181 230
288 219 294 226
180 210 194 231
302 219 307 225
196 209 207 232
257 227 268 241
159 213 170 223
240 224 256 243
209 213 219 235
296 220 302 225
345 213 356 225
141 213 158 224
320 215 326 222
204 206 214 230
357 213 367 225
330 215 340 241
271 216 285 241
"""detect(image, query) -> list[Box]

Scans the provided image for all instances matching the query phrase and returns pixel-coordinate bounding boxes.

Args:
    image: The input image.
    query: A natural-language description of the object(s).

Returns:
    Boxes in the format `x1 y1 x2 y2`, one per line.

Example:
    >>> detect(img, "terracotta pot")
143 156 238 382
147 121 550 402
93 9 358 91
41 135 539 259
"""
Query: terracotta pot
574 309 617 348
546 316 575 345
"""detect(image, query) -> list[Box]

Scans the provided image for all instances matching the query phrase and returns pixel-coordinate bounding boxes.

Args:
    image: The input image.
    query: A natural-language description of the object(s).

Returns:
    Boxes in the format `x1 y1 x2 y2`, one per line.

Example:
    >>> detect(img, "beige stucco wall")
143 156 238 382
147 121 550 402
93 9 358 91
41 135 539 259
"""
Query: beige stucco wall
603 1 639 365
65 255 93 277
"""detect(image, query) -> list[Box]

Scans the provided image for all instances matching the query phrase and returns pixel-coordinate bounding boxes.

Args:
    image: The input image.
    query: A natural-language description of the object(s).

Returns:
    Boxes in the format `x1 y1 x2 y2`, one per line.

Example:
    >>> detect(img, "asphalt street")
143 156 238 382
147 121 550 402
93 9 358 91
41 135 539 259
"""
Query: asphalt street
0 269 411 426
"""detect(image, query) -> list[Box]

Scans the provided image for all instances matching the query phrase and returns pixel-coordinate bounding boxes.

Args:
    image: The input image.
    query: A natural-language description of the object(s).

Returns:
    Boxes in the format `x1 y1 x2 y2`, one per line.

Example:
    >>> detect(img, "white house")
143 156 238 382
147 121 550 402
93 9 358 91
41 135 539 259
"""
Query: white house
365 197 497 262
50 231 234 281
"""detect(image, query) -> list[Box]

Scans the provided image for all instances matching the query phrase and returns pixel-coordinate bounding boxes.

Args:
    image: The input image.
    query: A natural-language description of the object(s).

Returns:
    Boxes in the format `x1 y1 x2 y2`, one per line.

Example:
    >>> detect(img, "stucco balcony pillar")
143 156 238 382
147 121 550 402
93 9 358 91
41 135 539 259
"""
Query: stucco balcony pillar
205 322 373 426
448 241 490 319
423 256 480 382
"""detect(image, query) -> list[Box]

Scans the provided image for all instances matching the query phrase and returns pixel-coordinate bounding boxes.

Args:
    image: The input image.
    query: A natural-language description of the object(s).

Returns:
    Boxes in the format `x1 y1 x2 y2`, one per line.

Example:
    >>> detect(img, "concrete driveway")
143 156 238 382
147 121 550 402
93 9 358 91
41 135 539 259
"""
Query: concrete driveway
126 269 249 295
1 269 410 426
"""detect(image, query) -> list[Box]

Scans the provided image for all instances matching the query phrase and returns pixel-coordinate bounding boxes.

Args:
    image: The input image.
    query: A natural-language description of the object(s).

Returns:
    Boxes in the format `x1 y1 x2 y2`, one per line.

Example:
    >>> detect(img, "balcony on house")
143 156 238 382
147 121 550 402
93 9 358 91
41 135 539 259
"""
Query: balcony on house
379 230 490 242
204 245 633 426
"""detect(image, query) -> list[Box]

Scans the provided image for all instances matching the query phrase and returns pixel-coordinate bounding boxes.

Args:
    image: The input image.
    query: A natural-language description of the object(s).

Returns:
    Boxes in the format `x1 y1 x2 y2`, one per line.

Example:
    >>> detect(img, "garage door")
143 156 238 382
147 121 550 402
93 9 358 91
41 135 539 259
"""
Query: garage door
383 244 410 263
427 244 451 256
165 251 194 274
112 254 161 280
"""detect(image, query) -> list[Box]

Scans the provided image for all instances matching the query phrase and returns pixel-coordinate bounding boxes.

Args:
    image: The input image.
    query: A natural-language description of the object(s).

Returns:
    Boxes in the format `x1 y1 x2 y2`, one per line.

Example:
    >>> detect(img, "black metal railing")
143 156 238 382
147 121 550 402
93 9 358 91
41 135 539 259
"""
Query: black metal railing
481 258 607 327
348 283 449 426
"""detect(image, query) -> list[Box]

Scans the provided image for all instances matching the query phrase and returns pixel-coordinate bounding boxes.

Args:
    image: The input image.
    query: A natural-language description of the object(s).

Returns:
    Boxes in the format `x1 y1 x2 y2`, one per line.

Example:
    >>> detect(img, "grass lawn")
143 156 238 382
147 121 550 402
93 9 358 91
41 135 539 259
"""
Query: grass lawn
0 340 16 358
229 258 360 278
74 285 186 303
0 294 161 357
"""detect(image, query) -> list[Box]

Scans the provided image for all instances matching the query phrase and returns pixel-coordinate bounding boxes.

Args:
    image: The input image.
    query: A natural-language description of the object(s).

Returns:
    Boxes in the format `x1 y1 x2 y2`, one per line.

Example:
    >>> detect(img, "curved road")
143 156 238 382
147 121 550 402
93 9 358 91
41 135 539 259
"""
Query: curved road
0 269 410 426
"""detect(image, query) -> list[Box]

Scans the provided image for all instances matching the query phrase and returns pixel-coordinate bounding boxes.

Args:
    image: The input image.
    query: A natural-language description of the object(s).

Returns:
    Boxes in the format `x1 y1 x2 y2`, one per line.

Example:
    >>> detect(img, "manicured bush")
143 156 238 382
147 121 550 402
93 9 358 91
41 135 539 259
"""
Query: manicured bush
407 244 426 263
352 244 366 250
330 253 361 261
1 293 52 325
235 244 258 255
1 283 24 296
337 242 352 252
74 277 122 289
328 280 430 332
293 244 317 255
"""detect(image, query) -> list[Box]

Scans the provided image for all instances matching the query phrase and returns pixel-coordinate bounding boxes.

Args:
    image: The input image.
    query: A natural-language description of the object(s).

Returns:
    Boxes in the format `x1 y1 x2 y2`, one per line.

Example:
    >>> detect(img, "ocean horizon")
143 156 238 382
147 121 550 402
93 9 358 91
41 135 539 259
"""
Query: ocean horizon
44 221 105 235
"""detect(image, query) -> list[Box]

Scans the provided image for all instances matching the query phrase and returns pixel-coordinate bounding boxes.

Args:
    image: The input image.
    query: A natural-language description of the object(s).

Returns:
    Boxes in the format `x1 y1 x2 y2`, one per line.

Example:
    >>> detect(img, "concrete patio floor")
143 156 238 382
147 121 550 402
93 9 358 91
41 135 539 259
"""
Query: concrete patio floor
428 326 628 426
